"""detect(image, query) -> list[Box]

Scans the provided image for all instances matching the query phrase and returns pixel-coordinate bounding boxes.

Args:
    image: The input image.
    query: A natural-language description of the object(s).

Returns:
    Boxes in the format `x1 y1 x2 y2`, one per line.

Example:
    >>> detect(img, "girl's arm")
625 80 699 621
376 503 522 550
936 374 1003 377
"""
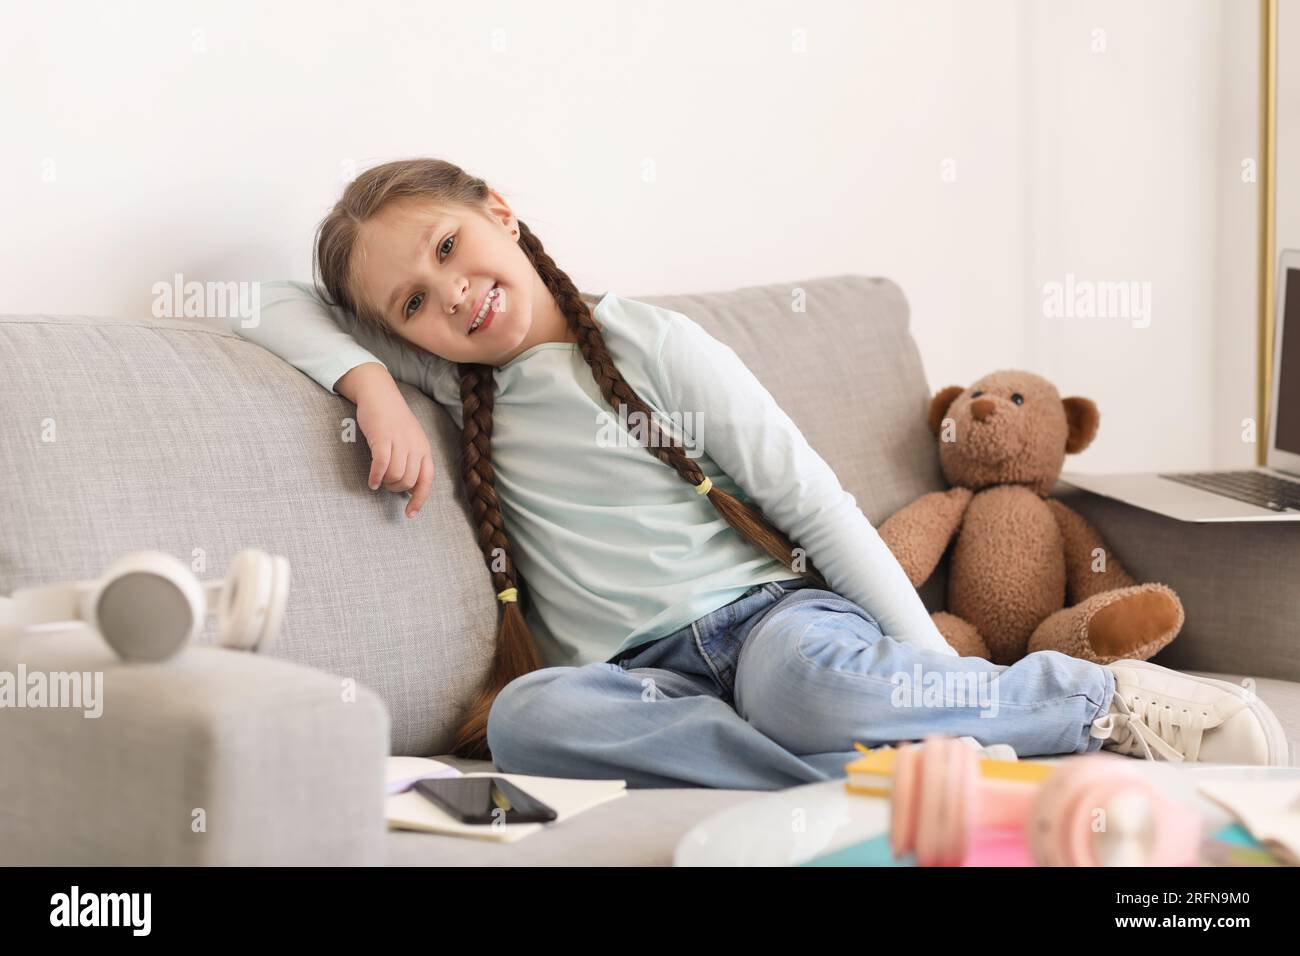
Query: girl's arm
335 361 395 405
657 309 958 657
231 280 441 398
231 280 440 517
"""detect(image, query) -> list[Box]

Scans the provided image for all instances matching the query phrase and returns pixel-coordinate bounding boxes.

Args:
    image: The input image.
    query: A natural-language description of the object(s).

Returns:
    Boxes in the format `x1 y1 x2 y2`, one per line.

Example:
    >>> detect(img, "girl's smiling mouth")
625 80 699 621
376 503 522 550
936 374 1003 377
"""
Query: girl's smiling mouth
468 284 500 335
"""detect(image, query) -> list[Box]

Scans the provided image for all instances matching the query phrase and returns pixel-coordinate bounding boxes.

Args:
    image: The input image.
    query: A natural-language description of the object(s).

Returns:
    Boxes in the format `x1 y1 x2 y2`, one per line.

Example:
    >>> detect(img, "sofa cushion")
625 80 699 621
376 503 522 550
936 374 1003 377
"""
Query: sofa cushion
0 312 496 757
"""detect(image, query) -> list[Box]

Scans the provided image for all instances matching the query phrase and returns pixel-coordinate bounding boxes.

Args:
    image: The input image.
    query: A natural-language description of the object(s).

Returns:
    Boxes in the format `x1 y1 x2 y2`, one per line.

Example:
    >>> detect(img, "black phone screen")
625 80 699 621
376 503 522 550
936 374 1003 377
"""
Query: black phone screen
414 776 557 825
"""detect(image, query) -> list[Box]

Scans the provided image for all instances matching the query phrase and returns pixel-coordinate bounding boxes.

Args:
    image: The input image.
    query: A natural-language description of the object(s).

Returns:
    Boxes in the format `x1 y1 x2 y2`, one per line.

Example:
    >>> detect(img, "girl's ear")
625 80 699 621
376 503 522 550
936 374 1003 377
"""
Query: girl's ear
1063 396 1100 453
928 385 965 437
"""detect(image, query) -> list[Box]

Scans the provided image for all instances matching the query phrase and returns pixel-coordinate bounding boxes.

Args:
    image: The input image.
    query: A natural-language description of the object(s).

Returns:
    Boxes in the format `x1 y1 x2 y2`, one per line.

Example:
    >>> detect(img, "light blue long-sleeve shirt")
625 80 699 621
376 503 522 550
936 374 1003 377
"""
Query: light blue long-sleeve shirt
231 280 955 667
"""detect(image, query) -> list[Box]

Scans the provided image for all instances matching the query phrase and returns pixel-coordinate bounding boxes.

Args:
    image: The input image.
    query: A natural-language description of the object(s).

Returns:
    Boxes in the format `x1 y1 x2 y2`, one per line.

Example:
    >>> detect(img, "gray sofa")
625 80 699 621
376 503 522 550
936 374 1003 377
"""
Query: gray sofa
1 275 1297 866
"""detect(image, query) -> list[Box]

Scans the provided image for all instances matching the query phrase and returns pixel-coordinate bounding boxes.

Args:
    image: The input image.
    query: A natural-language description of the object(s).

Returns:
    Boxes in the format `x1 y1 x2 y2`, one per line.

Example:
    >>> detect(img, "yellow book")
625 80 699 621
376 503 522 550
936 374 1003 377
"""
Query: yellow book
844 741 1055 797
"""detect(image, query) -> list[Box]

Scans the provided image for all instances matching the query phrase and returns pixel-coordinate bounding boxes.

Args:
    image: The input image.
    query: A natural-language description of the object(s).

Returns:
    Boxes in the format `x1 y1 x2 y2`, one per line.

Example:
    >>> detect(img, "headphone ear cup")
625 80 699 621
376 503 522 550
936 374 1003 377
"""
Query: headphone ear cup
216 550 274 651
890 737 988 866
214 550 290 652
1027 756 1085 866
1029 753 1137 866
914 739 949 865
256 555 290 653
917 736 976 866
889 743 922 860
93 551 202 662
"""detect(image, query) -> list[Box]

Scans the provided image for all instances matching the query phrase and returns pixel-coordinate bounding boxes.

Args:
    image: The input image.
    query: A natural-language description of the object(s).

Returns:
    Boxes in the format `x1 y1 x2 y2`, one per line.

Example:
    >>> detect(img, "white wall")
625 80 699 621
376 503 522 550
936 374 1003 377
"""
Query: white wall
1021 0 1256 473
0 0 1261 473
1278 0 1300 256
1213 0 1264 470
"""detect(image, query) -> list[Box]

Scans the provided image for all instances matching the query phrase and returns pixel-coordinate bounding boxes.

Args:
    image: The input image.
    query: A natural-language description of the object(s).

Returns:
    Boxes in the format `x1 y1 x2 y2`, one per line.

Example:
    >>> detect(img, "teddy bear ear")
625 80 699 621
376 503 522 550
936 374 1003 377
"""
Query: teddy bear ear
928 385 966 437
1062 396 1100 453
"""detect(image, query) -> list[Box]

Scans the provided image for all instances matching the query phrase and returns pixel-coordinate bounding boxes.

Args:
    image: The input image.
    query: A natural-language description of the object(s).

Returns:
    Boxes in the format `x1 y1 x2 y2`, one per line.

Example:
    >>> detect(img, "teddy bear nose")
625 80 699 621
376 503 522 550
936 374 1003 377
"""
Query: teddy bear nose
970 397 996 422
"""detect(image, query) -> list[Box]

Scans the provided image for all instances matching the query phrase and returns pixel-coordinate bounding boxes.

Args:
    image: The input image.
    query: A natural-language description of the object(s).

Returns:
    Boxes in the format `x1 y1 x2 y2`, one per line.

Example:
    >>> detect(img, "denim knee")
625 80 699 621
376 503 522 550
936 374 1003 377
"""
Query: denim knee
734 601 888 752
485 667 570 772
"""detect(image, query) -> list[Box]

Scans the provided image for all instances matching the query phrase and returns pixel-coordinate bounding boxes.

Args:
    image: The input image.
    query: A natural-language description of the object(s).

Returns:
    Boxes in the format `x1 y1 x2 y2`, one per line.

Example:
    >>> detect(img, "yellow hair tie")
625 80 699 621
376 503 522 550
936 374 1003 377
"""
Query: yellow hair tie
496 587 518 603
695 476 713 495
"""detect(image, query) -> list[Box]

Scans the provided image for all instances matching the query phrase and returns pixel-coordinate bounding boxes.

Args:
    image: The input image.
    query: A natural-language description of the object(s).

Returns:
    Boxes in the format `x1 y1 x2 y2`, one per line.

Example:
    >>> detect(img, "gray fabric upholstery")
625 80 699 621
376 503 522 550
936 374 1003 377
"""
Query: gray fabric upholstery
0 624 388 864
1053 484 1300 683
1 274 1296 865
0 312 498 758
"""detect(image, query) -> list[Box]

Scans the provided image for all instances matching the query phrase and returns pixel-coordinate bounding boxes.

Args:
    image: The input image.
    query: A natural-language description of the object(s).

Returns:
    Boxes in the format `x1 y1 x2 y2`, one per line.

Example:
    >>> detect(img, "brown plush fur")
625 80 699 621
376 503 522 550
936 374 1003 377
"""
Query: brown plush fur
879 370 1184 665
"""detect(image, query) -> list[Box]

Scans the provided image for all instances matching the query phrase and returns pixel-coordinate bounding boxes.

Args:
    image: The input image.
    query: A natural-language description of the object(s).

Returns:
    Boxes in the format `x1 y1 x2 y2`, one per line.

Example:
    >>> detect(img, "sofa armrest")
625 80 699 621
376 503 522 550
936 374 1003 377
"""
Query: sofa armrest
1051 482 1300 682
0 624 389 865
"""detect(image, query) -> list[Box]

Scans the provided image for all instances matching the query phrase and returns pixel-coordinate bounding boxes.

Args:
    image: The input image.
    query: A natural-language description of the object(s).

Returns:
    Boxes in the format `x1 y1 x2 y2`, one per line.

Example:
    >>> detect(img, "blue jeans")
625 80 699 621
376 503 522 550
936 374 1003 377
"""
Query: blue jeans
485 579 1116 790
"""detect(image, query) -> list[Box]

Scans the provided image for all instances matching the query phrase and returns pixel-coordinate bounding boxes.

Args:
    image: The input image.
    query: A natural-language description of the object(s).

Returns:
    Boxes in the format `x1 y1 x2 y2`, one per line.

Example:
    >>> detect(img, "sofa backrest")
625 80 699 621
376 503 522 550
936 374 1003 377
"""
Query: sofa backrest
0 274 946 755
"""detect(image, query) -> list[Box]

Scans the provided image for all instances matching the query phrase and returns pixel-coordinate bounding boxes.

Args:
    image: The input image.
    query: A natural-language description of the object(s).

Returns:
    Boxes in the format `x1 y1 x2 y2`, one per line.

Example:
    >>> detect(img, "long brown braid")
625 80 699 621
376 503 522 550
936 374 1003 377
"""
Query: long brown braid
315 158 828 759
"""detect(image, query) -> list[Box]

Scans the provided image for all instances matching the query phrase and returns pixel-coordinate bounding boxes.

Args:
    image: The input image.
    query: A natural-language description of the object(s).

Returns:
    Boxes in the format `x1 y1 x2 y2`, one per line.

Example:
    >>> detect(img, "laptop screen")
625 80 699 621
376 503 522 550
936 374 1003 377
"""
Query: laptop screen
1278 268 1300 456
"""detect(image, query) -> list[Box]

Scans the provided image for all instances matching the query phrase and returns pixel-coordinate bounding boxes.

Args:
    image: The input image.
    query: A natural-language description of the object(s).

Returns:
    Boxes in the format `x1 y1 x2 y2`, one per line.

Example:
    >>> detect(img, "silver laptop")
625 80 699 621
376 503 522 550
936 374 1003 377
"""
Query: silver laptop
1059 249 1300 522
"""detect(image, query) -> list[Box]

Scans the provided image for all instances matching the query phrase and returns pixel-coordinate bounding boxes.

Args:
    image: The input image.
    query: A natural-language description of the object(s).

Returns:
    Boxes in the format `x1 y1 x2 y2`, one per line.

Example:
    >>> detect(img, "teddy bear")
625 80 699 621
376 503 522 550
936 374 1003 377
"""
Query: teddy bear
877 369 1184 666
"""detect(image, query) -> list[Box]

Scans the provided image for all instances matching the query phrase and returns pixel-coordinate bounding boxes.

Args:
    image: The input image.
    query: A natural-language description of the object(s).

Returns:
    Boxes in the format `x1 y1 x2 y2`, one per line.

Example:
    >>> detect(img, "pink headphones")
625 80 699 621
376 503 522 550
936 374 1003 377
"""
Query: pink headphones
889 735 1202 866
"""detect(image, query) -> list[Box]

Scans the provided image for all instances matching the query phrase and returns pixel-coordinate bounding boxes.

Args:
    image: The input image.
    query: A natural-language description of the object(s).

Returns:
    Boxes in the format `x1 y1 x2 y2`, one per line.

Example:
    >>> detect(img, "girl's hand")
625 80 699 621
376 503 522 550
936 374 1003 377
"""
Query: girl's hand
354 385 436 519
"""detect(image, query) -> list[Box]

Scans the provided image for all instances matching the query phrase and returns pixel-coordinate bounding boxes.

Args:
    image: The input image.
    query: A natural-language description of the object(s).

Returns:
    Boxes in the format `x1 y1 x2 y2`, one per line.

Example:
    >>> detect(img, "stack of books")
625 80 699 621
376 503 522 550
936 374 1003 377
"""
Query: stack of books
843 741 1055 798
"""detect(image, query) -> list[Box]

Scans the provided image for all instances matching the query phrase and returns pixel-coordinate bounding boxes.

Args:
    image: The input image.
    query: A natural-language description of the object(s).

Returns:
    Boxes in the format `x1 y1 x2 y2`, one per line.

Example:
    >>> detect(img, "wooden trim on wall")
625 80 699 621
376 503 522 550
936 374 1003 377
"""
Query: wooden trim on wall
1260 0 1277 465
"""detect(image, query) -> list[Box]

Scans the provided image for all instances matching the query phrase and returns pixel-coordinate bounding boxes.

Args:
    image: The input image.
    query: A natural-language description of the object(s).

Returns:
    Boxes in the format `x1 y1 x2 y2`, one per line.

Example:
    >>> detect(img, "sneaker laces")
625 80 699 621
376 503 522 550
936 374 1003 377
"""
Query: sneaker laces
1089 691 1211 762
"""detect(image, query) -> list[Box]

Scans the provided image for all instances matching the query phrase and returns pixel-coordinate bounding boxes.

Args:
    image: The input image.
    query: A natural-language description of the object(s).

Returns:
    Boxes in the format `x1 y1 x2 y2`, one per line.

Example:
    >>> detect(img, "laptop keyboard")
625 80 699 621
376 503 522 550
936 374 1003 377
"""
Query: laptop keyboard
1158 470 1300 513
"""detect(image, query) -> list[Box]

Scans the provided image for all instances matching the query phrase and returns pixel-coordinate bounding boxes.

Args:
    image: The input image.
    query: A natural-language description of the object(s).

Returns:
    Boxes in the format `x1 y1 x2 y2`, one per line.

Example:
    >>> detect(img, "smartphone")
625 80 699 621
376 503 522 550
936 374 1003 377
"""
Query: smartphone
414 775 557 825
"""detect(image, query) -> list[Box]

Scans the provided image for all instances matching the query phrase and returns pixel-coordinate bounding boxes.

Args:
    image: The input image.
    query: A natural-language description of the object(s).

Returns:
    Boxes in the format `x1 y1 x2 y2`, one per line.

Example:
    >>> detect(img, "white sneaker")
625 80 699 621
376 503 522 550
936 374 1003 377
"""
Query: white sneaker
1090 660 1291 766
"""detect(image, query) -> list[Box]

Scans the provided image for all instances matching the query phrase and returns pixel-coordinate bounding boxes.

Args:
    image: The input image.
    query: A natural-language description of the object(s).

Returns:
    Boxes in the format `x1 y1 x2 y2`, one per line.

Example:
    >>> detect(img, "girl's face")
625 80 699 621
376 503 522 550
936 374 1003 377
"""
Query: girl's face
352 191 560 365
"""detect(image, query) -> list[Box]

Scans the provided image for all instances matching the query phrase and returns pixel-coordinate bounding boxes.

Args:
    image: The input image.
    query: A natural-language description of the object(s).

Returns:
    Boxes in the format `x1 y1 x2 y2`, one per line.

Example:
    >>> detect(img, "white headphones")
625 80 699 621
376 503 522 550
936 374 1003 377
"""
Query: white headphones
0 549 290 662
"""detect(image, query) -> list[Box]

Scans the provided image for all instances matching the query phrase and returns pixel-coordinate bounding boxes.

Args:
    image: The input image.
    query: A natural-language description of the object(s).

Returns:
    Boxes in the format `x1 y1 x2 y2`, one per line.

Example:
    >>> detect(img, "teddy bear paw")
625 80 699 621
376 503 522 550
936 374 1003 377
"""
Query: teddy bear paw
1083 583 1184 663
932 611 991 659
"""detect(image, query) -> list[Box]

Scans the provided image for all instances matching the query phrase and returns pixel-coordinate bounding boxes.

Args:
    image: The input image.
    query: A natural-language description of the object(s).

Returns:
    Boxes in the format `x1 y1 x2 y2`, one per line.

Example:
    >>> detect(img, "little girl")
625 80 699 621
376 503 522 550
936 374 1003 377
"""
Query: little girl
235 157 1289 788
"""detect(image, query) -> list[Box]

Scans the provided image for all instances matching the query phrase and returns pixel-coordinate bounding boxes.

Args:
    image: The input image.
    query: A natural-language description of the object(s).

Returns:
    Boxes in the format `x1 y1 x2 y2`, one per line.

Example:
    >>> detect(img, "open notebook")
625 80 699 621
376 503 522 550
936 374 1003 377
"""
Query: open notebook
385 756 628 843
1197 779 1300 865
